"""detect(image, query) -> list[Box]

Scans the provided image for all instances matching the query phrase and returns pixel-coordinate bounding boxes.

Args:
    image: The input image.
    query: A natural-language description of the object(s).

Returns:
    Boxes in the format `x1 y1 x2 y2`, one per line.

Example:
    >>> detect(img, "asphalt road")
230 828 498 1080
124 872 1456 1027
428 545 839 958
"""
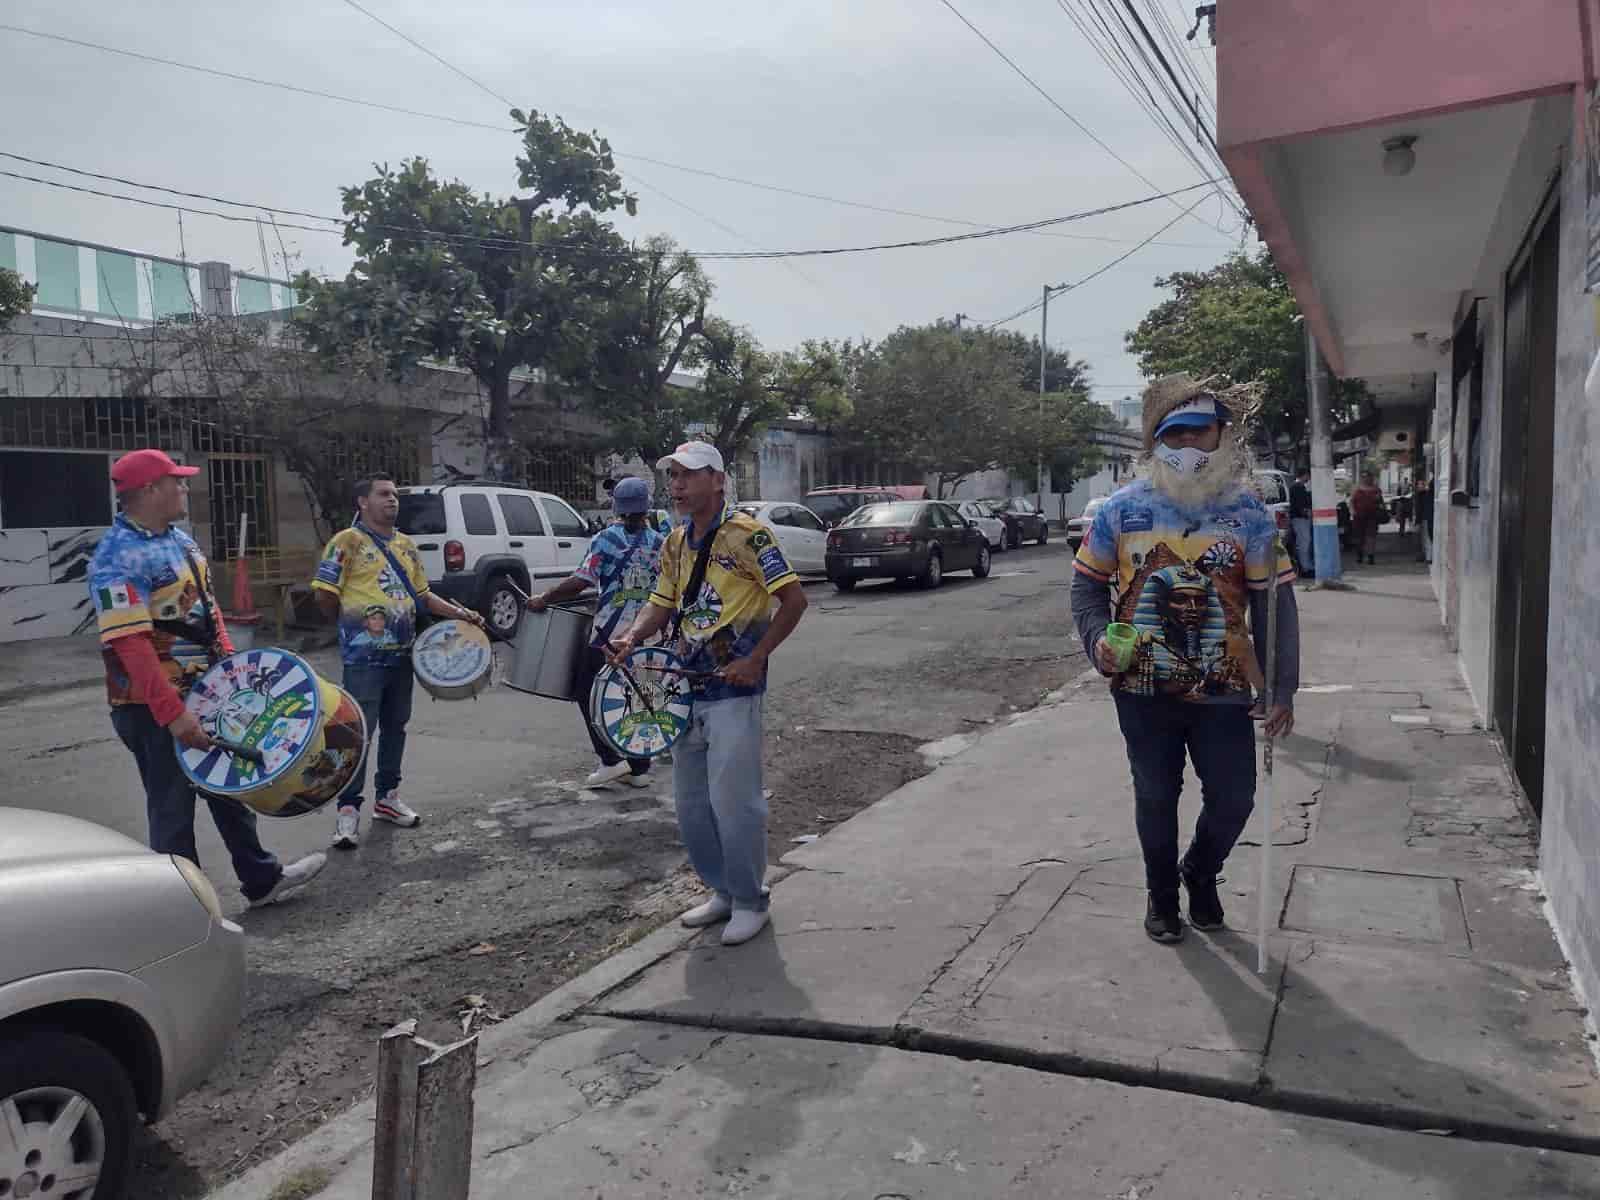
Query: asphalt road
0 538 1084 1196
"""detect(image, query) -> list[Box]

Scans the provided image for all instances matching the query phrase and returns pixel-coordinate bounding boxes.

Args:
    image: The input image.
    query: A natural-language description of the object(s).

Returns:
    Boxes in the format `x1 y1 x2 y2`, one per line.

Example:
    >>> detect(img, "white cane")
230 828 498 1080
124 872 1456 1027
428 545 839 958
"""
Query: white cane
1257 536 1282 975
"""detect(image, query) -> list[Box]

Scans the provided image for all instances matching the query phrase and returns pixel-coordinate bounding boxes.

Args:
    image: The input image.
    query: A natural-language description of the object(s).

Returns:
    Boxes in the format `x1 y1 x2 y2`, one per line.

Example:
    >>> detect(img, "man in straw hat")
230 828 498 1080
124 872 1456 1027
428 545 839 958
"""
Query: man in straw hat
90 449 326 907
1071 376 1300 943
609 441 809 946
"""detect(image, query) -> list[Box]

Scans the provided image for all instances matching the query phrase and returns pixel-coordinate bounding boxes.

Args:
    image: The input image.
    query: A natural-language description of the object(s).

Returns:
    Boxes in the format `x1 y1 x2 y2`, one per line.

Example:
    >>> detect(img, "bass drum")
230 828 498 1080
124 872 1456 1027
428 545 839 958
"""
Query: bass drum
175 649 367 818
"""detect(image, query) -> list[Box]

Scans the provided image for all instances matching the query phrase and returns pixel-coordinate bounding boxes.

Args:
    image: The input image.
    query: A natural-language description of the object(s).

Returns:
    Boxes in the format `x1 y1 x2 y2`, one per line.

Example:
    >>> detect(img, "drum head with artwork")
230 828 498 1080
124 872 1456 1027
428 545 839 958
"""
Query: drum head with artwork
413 620 493 699
176 649 338 816
594 646 694 760
280 682 367 816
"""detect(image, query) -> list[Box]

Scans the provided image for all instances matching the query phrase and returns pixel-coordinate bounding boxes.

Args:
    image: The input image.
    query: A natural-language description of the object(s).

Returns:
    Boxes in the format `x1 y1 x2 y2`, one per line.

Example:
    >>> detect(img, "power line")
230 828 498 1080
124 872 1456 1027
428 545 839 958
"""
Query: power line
338 0 516 109
0 162 1218 261
0 22 1229 254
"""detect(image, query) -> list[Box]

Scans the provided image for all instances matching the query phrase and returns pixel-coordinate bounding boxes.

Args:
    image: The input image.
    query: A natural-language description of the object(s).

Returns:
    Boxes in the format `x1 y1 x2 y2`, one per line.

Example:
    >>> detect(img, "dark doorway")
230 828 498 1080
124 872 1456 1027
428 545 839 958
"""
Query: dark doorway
1492 192 1560 815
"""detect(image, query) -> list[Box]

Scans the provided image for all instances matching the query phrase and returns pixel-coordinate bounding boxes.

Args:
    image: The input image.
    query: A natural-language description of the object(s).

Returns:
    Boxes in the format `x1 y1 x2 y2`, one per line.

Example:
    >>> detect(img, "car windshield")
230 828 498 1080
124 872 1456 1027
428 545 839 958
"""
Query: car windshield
397 493 447 535
842 502 923 526
807 493 871 524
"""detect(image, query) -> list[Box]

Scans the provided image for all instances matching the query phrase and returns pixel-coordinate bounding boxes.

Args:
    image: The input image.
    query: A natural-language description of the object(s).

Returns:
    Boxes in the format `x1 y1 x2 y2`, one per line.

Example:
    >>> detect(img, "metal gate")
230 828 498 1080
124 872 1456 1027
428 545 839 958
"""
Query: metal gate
208 453 274 561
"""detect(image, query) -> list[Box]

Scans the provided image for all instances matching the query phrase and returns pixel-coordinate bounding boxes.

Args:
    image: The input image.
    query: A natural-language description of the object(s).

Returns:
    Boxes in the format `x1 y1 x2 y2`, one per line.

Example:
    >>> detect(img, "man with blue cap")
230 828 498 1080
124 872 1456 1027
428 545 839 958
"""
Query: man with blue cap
528 476 665 787
1072 374 1300 944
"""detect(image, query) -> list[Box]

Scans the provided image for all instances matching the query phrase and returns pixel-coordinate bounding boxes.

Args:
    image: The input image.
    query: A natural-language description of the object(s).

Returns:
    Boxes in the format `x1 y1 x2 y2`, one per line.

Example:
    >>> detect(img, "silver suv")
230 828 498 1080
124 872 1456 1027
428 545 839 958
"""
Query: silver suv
397 483 594 638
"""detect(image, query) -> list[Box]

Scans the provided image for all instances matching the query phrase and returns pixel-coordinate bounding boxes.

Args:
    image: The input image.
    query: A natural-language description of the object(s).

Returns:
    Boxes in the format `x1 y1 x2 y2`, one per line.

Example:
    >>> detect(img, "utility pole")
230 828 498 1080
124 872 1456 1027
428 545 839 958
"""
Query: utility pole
1306 323 1345 585
954 312 968 329
1038 282 1069 511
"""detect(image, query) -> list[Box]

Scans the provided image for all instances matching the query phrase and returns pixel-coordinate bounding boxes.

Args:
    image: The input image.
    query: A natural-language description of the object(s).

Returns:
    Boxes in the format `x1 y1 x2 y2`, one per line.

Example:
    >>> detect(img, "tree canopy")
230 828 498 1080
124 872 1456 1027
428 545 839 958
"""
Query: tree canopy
0 268 34 329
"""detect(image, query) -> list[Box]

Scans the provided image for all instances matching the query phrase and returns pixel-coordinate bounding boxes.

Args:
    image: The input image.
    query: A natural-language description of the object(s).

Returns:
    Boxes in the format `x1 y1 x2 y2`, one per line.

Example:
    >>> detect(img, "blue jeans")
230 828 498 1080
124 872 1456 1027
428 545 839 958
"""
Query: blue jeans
1292 517 1313 575
338 663 415 809
673 694 769 913
1112 693 1256 900
111 704 282 902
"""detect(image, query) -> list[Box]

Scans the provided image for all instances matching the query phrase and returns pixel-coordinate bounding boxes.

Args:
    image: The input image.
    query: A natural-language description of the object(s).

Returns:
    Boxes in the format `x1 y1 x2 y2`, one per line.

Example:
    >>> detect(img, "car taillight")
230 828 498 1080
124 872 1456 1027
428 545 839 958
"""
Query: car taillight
444 540 466 571
827 532 842 550
1275 511 1289 531
882 530 912 545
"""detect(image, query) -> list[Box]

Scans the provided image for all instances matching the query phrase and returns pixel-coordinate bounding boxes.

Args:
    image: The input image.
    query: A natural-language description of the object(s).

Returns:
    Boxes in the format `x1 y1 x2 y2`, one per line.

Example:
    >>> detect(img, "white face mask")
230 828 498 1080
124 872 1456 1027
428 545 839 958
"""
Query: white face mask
1155 444 1211 475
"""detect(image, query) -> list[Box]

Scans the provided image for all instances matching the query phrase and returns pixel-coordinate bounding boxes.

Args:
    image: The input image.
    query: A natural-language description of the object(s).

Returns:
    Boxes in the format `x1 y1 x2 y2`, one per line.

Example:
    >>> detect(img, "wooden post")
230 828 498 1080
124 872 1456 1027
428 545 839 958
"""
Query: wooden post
372 1022 479 1200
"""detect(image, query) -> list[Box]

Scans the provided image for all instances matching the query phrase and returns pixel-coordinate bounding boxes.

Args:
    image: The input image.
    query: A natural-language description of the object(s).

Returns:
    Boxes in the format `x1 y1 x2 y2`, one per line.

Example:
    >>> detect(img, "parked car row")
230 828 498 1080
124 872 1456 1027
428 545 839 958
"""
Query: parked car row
825 500 994 591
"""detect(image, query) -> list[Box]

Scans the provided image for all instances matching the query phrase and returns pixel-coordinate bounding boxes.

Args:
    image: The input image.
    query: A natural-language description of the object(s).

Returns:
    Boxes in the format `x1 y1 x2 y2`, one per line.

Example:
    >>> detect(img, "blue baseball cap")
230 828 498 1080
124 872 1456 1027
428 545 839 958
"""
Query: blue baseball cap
1153 392 1225 440
611 476 651 515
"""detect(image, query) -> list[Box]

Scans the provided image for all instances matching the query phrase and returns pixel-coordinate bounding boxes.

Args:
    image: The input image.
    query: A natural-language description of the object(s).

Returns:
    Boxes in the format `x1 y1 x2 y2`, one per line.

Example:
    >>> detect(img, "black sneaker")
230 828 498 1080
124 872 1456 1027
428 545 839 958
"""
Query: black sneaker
1144 894 1184 944
1181 862 1225 930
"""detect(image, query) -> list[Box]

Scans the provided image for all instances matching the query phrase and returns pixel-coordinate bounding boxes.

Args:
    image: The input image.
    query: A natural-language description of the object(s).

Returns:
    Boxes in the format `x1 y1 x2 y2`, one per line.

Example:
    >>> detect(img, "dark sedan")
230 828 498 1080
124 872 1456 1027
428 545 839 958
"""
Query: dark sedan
983 497 1050 547
825 501 992 591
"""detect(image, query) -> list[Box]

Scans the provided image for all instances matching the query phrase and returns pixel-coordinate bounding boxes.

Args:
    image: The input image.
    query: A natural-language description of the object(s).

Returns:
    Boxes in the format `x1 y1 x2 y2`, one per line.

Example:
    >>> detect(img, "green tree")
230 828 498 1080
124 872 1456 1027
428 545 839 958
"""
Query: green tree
688 318 852 463
0 268 35 328
846 322 1026 497
293 109 637 475
1125 250 1308 443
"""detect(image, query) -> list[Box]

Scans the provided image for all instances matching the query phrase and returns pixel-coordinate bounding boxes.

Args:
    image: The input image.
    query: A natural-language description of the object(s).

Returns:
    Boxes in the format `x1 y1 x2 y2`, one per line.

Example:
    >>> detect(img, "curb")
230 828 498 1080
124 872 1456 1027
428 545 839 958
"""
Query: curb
206 919 702 1200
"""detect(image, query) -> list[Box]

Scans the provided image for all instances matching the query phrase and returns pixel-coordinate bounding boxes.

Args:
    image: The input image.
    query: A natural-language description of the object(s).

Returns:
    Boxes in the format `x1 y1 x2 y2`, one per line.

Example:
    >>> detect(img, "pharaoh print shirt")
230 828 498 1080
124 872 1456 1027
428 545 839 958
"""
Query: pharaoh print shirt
311 524 431 667
647 510 799 701
1073 479 1295 704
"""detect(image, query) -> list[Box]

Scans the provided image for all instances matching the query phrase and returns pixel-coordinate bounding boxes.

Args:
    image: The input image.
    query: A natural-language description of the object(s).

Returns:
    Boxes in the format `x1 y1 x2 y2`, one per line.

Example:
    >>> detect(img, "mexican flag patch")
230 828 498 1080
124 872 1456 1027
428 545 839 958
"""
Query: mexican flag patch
97 582 139 611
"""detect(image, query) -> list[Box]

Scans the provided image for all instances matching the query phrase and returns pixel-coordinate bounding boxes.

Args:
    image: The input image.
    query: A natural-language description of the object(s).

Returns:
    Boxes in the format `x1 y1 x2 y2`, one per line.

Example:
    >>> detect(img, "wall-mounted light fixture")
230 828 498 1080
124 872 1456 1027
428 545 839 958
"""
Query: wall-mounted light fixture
1383 135 1419 177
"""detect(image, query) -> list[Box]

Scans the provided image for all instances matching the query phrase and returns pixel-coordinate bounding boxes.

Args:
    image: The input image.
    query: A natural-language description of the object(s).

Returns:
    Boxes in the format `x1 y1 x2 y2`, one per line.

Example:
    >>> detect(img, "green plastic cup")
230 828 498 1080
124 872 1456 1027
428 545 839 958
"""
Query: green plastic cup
1104 622 1138 672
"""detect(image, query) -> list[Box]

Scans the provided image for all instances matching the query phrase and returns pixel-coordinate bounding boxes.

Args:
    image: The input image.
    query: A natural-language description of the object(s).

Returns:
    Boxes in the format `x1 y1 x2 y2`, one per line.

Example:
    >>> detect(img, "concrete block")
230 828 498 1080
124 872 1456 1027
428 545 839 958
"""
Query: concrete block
29 334 97 369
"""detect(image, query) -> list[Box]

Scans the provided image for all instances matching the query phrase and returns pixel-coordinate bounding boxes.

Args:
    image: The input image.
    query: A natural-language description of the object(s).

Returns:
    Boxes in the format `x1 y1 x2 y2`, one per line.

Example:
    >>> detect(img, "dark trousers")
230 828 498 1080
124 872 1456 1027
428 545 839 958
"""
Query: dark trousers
1112 693 1257 900
339 663 415 809
111 704 282 901
575 645 649 774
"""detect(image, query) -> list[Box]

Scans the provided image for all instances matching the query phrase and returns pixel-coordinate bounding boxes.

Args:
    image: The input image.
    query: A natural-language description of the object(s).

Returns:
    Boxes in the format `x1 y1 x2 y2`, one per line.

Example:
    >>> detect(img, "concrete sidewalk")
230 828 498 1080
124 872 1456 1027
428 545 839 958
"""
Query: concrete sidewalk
215 561 1600 1198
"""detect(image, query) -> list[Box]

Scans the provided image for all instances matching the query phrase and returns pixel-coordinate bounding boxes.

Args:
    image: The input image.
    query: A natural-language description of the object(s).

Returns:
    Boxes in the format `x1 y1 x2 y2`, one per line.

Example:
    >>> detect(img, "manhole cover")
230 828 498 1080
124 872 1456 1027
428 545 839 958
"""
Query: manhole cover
1281 866 1469 948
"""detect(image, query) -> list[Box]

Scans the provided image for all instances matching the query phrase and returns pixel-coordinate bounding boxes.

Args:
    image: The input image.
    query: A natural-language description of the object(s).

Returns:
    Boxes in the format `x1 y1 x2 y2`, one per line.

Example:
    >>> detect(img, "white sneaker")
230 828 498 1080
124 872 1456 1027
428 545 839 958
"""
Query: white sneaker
584 762 633 789
332 805 360 849
622 769 652 789
249 852 327 908
721 910 770 945
680 895 733 928
373 792 421 827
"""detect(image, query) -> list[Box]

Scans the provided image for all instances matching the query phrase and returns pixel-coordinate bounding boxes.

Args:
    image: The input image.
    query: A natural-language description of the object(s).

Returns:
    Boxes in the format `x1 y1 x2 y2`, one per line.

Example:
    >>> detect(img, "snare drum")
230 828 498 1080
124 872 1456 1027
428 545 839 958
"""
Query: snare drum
592 645 696 760
504 603 594 700
175 649 367 818
413 620 493 701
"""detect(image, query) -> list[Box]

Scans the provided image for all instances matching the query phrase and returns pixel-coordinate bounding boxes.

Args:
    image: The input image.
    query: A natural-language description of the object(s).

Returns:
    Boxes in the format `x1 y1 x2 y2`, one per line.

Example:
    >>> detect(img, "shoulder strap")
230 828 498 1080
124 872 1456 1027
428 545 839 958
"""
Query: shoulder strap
671 520 720 642
361 526 424 608
177 541 221 665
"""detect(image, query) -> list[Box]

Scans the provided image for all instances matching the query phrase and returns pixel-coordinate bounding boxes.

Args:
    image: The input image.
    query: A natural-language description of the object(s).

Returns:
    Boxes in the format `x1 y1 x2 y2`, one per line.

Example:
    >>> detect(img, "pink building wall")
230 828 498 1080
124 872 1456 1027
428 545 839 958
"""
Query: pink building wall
1218 0 1592 150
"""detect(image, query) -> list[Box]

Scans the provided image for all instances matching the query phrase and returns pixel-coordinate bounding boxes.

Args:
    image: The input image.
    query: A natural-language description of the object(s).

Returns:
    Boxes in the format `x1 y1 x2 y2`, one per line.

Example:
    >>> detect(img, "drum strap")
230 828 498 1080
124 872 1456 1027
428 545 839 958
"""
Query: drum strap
175 544 222 667
361 525 431 633
671 519 721 644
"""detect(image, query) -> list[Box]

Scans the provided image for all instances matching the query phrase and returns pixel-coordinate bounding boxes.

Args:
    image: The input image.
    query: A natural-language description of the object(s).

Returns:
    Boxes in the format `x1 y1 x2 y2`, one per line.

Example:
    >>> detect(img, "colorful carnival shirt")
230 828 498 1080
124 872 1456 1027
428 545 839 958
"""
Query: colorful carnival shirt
311 523 431 667
89 514 227 706
647 510 799 701
576 523 665 647
1073 479 1295 704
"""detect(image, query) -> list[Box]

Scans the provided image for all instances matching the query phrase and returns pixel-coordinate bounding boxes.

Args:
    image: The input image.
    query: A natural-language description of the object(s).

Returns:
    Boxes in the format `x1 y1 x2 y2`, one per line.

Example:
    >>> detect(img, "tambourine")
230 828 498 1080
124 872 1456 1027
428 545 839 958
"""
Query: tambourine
591 646 701 759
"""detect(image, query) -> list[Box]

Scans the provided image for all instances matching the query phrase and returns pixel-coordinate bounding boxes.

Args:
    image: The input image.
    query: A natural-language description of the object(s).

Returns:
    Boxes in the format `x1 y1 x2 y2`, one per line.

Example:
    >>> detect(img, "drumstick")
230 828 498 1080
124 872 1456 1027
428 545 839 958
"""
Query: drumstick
212 738 265 765
630 665 720 681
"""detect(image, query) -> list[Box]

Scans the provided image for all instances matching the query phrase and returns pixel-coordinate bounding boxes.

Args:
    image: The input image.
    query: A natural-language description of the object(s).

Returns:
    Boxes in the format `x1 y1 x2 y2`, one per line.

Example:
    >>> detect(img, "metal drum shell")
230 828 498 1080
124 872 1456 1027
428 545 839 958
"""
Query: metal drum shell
504 604 594 700
413 619 494 701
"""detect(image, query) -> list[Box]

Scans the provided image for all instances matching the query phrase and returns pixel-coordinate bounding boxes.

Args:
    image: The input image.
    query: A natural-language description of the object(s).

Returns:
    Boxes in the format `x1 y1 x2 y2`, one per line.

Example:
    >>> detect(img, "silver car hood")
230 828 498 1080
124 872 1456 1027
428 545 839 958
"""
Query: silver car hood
0 807 151 869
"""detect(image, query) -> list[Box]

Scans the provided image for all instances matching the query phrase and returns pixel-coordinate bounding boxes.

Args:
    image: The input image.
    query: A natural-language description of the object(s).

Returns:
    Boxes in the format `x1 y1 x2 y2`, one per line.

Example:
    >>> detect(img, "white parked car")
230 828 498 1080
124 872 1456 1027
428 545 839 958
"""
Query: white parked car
1068 497 1109 549
397 484 593 639
956 501 1007 551
732 501 829 574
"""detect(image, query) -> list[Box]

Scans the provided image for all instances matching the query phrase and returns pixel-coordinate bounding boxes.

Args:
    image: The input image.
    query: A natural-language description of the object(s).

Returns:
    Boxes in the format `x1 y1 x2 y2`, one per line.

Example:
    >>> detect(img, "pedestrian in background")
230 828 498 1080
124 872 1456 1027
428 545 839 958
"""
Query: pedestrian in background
1289 466 1314 579
1413 473 1434 563
527 476 665 789
1072 376 1299 944
1349 470 1383 566
313 474 485 849
91 449 325 906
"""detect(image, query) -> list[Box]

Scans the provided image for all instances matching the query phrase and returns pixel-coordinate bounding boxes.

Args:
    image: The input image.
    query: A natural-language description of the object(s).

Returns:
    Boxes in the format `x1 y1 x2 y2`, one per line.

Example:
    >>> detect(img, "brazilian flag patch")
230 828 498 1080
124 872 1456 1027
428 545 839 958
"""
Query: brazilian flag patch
748 528 774 551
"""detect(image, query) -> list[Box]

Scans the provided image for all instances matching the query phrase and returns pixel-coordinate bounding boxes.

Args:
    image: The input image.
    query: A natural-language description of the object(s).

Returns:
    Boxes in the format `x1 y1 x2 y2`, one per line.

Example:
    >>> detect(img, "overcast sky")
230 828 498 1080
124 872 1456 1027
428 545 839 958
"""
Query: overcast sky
0 0 1244 405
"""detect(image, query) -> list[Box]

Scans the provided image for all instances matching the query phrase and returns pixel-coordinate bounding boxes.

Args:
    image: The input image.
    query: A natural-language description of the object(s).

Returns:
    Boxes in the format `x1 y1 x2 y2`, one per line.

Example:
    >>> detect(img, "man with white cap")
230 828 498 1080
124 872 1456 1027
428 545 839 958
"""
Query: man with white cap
89 448 326 907
610 441 809 945
1071 376 1299 944
527 475 665 788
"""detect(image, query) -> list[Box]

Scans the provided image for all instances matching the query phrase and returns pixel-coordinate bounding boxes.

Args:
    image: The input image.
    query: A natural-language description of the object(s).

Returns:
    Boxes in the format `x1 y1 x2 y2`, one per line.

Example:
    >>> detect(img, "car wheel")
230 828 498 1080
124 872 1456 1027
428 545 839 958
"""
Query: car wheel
972 544 991 578
1038 523 1049 545
832 577 856 593
920 550 943 589
484 576 524 640
0 1031 136 1200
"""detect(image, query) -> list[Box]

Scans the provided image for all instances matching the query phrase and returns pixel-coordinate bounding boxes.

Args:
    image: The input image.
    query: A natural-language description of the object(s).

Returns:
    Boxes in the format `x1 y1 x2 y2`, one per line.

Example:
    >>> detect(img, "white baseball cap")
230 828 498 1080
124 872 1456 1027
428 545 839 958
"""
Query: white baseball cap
656 441 725 474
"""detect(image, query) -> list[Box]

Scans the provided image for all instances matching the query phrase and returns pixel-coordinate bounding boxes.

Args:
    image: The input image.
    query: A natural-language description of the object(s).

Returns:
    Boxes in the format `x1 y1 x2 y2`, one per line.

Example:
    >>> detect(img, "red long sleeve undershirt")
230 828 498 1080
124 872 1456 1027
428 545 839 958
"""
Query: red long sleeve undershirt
110 613 234 727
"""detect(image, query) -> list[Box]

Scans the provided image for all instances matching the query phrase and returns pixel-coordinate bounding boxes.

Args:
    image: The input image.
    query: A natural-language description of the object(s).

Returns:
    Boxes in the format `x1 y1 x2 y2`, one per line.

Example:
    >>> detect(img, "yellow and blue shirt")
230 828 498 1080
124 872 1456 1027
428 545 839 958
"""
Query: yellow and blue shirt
1074 479 1294 703
648 510 798 700
312 523 431 667
89 514 225 707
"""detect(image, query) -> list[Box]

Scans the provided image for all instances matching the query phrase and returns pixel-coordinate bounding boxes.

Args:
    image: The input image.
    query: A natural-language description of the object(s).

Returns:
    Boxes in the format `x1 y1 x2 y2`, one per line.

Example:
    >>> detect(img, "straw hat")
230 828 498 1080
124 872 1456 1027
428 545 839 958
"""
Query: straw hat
1140 373 1218 451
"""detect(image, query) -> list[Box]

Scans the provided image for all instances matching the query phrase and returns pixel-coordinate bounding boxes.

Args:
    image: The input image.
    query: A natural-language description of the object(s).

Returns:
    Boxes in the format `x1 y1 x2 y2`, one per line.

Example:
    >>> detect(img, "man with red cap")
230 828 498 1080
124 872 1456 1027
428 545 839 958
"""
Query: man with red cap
88 449 325 907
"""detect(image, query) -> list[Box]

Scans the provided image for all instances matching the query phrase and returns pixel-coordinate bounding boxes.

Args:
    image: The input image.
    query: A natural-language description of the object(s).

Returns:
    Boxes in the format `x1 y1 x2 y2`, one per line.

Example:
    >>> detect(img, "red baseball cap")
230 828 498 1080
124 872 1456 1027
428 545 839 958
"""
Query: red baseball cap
111 449 199 493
